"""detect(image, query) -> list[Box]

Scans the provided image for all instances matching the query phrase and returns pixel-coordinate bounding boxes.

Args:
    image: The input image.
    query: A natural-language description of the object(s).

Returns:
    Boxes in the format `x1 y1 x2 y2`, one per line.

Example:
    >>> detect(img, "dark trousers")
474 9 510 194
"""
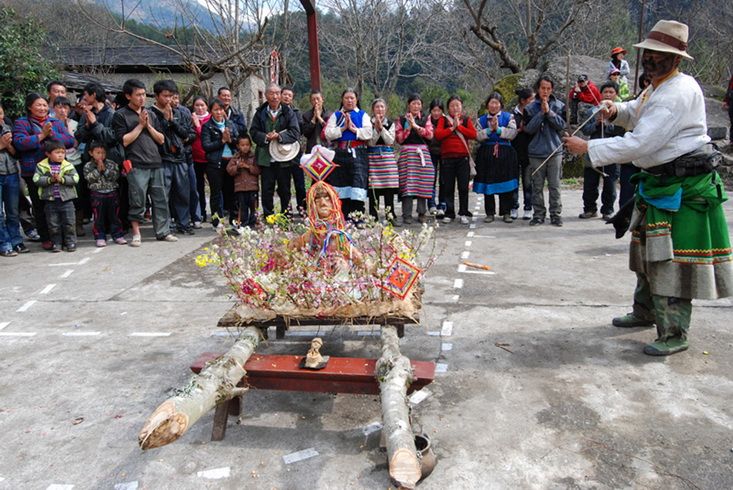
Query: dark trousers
512 160 533 211
291 164 307 212
45 199 76 247
204 163 224 220
582 164 619 215
187 162 201 222
260 163 292 217
368 188 397 220
73 163 91 220
729 104 733 140
429 151 444 210
90 190 124 240
485 192 514 216
194 162 208 220
0 173 22 250
163 161 191 230
23 176 49 242
19 192 35 234
222 168 235 222
341 198 365 219
440 157 471 218
235 190 258 227
619 165 639 210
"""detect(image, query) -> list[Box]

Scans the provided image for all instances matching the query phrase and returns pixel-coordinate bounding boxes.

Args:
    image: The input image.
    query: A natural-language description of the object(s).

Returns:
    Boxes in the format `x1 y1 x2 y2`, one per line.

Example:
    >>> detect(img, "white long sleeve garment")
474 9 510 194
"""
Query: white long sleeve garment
324 109 373 142
587 72 710 169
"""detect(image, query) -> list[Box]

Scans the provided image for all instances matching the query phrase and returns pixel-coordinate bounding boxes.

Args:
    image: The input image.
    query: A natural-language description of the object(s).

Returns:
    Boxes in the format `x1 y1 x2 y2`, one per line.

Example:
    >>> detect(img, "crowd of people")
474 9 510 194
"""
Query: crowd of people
0 47 652 256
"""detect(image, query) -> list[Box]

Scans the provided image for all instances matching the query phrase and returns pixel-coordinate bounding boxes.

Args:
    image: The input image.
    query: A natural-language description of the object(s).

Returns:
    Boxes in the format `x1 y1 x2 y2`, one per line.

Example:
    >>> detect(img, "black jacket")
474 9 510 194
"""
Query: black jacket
201 118 239 166
149 106 195 164
75 105 124 164
226 106 248 137
249 102 300 166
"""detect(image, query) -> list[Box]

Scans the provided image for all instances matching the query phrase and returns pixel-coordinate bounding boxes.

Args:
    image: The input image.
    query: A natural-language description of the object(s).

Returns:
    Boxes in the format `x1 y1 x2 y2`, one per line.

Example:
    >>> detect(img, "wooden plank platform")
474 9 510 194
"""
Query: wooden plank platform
216 306 419 339
191 352 435 395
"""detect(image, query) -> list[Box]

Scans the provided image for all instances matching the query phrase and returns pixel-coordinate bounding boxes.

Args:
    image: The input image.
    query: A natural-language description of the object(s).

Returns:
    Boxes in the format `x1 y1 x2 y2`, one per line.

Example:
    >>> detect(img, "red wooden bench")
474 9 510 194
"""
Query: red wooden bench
191 352 436 441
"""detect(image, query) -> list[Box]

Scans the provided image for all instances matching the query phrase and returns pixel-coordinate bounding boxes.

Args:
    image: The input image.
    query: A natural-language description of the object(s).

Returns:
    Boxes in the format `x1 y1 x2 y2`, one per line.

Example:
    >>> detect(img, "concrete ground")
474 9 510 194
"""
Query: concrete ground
0 188 731 490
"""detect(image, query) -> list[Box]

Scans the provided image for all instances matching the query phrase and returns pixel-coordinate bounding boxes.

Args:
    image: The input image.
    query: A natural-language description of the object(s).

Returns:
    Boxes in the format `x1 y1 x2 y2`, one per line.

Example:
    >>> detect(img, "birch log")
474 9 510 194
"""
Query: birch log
376 325 421 489
138 326 262 450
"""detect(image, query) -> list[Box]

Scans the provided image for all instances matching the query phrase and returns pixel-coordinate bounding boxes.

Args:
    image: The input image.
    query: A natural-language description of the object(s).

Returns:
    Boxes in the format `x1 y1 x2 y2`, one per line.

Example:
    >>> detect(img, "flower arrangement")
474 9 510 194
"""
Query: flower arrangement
196 211 436 321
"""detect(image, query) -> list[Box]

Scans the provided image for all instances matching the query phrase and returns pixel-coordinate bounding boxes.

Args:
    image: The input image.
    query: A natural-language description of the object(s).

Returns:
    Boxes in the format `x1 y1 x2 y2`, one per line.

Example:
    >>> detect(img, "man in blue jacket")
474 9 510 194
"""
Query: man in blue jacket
524 76 566 227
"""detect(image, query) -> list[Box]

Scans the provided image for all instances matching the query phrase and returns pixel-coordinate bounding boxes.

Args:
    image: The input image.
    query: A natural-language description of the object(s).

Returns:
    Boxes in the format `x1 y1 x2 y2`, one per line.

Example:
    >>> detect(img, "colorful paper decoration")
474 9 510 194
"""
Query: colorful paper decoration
379 256 422 300
301 150 338 182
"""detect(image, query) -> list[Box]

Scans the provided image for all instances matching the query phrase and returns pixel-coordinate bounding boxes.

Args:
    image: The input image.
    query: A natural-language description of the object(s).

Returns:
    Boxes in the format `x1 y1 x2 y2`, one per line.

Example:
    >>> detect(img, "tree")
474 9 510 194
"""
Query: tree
462 0 591 73
0 7 59 117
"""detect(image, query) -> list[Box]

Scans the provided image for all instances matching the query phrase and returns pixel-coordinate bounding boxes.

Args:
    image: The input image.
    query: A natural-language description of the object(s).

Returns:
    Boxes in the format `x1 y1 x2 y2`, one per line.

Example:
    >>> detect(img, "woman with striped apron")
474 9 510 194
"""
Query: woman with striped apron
367 98 399 225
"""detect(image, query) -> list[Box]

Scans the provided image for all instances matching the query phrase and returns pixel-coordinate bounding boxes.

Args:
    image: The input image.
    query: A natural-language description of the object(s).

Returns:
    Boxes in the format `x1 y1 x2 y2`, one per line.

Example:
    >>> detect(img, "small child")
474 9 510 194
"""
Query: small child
226 135 260 228
33 139 79 252
83 141 127 247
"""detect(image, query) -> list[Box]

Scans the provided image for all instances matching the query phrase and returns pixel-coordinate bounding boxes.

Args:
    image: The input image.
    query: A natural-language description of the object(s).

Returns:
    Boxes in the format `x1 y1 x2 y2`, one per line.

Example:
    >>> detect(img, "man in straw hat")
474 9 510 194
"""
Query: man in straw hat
564 20 732 356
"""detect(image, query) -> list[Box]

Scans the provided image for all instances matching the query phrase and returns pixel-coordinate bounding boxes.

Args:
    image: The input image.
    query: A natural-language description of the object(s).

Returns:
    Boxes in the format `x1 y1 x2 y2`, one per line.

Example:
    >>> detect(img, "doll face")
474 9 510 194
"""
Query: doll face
314 189 334 219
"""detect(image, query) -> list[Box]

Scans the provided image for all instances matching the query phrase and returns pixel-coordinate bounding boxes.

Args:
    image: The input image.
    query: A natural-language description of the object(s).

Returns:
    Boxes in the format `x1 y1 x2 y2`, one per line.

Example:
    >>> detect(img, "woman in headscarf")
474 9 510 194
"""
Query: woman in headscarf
324 88 373 220
395 94 435 224
474 92 518 223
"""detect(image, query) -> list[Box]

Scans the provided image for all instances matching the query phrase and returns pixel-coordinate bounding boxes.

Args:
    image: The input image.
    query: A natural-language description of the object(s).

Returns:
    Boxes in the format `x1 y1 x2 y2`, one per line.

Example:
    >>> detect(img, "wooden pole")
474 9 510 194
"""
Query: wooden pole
377 325 421 489
633 0 647 94
138 327 262 449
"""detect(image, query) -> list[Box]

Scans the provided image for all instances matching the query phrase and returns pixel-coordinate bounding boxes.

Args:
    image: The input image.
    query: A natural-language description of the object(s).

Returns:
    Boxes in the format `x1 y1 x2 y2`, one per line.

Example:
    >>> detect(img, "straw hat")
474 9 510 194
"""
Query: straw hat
269 140 301 162
633 20 693 60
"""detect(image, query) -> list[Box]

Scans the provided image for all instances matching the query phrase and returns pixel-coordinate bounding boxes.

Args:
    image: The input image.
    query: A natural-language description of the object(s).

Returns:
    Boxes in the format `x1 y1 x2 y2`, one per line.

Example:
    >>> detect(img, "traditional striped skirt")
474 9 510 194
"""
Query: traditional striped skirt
397 144 435 198
368 145 399 190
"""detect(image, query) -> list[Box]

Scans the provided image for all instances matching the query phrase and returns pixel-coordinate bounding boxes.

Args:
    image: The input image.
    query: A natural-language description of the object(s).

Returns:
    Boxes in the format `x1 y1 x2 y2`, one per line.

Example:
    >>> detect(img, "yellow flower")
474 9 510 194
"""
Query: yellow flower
195 254 209 268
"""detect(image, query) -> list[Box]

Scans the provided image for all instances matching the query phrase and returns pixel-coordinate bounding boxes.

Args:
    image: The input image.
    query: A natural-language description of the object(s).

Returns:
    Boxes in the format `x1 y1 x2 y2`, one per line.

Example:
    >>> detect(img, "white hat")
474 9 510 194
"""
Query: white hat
269 140 301 162
634 20 693 60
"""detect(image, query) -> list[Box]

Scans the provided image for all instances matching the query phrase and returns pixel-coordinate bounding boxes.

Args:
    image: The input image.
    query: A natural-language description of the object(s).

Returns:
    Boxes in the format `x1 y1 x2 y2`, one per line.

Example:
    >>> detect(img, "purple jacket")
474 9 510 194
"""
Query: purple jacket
12 117 75 177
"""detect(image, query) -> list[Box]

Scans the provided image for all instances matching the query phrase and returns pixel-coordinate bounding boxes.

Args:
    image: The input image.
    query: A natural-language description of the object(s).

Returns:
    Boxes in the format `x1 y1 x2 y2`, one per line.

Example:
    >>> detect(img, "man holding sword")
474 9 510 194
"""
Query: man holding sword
563 20 732 356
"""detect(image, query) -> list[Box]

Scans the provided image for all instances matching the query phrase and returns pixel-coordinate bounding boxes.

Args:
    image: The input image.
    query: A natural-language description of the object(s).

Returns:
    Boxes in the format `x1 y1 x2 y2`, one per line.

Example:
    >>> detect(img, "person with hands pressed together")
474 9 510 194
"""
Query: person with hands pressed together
524 76 566 227
84 141 126 247
201 98 239 228
563 20 732 356
367 98 399 225
301 91 331 153
0 105 26 256
112 78 176 247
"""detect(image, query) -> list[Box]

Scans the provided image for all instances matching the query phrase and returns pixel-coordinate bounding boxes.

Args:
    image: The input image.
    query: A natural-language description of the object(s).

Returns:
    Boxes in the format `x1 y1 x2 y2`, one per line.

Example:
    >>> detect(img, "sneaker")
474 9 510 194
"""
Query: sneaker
522 209 532 220
612 313 655 328
459 215 470 225
436 209 445 219
643 337 689 356
0 249 18 257
26 229 41 242
510 209 518 220
529 217 544 226
129 235 142 247
13 243 29 254
157 234 179 242
464 211 473 218
503 214 513 223
65 243 77 252
442 216 452 224
185 227 196 235
403 216 413 225
551 216 563 227
602 214 613 221
429 206 438 215
42 240 54 251
484 215 495 223
114 237 128 245
418 214 427 224
193 221 203 229
51 245 62 253
578 211 598 219
95 239 107 247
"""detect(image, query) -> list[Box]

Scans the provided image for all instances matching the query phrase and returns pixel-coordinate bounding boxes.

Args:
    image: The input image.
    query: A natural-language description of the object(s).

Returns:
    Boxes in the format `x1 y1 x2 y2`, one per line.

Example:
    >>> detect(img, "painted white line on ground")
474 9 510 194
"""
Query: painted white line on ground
409 388 432 405
467 231 475 238
196 467 230 479
114 482 139 490
17 300 36 312
442 342 453 351
464 240 472 247
48 262 78 267
59 269 74 278
129 332 172 337
450 294 460 303
62 332 101 337
461 251 470 259
0 322 9 331
39 284 56 295
362 421 383 436
472 216 478 221
46 485 74 490
427 331 441 336
441 321 453 336
78 257 90 265
453 278 464 289
469 223 477 229
93 247 104 254
283 447 319 464
0 332 37 337
461 269 496 275
458 264 467 273
471 234 496 239
435 362 449 374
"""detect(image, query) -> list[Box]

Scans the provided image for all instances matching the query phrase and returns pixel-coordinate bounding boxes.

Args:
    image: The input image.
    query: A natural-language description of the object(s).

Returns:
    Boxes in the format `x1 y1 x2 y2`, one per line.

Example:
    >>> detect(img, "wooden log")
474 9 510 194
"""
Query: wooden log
376 325 421 489
138 326 262 450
